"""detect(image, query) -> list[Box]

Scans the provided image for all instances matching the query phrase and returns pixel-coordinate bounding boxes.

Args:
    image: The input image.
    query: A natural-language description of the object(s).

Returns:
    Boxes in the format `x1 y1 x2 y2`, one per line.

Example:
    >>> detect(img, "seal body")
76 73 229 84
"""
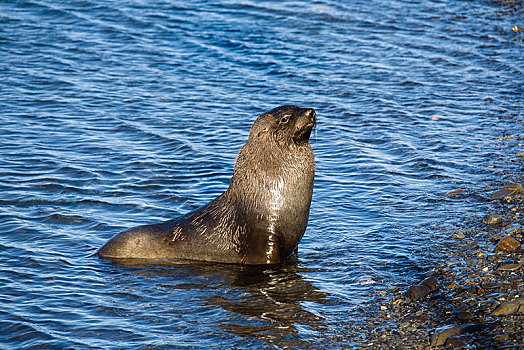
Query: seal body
98 106 316 265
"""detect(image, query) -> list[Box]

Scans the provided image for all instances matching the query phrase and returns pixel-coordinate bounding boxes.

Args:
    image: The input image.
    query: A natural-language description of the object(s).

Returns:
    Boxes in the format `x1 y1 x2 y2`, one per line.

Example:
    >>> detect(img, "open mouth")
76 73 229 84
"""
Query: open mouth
293 122 315 144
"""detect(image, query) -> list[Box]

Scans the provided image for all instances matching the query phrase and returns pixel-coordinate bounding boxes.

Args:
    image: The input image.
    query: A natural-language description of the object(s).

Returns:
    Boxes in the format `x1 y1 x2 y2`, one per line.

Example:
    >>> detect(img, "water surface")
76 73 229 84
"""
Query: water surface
1 0 523 348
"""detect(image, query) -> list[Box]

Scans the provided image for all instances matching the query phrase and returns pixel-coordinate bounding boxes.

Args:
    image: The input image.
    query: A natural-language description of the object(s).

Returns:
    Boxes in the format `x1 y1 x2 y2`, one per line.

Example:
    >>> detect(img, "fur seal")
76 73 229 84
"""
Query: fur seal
98 105 316 265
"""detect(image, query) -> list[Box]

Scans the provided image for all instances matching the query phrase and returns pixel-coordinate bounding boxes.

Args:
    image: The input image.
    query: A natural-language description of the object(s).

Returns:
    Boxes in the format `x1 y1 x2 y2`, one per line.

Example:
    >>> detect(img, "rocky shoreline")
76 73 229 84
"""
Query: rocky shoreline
360 160 524 348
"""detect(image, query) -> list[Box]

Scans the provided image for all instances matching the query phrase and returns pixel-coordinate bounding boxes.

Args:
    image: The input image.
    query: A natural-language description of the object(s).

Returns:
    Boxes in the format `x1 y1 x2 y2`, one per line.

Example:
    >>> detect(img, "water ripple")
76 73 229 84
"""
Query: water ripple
0 0 522 348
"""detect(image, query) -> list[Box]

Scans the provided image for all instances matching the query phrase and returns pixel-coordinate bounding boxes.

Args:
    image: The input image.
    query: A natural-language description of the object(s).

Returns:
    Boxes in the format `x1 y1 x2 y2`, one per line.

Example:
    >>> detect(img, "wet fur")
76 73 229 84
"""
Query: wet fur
98 106 316 265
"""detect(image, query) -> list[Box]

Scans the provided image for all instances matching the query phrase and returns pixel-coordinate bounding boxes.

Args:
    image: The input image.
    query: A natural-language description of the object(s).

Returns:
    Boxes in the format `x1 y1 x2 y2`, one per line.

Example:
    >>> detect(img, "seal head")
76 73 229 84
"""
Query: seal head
98 105 316 265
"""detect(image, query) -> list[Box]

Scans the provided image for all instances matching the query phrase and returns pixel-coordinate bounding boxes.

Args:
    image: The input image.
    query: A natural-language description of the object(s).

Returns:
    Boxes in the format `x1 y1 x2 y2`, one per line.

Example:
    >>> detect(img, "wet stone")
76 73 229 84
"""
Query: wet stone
453 232 465 240
476 284 485 295
461 323 490 334
463 284 483 295
453 304 468 314
495 259 522 271
478 302 492 313
493 235 521 252
407 284 431 301
469 241 480 250
420 276 440 292
492 183 524 199
444 335 467 348
402 314 426 323
502 196 520 204
483 214 503 225
430 325 461 347
481 282 500 290
505 224 523 235
493 334 509 342
491 297 524 316
453 310 474 322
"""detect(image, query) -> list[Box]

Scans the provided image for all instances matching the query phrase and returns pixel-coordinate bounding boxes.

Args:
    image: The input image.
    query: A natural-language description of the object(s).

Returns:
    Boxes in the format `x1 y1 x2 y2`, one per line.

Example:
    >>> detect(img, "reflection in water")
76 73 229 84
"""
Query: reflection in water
102 259 330 347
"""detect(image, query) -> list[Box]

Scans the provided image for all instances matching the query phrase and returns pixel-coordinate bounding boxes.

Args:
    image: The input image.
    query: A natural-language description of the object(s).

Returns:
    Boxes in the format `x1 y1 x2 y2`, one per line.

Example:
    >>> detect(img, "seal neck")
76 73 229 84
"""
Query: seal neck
226 139 315 210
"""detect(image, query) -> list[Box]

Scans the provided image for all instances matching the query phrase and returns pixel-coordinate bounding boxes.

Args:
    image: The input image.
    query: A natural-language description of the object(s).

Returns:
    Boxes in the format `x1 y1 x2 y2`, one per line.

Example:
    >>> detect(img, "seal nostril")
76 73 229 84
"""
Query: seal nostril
304 108 316 122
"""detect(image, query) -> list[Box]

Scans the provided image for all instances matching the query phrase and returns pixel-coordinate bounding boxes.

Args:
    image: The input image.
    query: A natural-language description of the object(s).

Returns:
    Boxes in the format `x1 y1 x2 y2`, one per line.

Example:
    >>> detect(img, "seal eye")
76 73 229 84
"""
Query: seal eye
279 116 290 125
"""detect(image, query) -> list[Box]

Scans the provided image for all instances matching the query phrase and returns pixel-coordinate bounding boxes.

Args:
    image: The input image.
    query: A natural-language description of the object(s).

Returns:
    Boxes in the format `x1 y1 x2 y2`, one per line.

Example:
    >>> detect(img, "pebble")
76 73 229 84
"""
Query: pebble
420 276 440 291
407 284 430 301
483 214 503 225
453 232 465 239
444 335 467 348
493 235 521 252
505 224 523 235
491 297 524 316
493 334 509 342
453 310 474 321
495 259 522 271
430 325 461 346
461 323 490 334
463 284 483 295
491 183 524 199
481 282 500 290
401 314 426 323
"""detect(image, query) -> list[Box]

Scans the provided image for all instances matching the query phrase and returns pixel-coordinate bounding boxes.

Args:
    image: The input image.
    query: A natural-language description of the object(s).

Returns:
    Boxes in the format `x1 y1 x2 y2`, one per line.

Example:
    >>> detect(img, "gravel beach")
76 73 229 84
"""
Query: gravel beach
359 134 524 349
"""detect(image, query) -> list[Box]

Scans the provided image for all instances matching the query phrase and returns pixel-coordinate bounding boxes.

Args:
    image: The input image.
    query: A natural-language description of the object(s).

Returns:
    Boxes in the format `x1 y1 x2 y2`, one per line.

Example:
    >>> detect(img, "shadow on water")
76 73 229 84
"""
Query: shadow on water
99 257 330 347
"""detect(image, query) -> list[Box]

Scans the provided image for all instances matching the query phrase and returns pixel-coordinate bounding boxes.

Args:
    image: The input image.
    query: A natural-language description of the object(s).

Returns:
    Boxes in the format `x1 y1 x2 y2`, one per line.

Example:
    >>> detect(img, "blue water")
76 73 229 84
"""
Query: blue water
1 0 523 348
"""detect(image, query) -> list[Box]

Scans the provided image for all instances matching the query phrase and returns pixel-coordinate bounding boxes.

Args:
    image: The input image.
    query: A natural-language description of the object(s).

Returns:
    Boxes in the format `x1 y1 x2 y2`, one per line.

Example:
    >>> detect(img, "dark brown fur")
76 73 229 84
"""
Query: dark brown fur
98 106 316 265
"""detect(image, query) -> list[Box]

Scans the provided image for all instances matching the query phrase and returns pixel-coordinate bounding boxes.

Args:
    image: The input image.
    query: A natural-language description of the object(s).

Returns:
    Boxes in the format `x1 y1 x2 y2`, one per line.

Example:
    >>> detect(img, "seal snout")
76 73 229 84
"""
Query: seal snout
302 108 316 123
302 108 316 129
293 108 316 144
